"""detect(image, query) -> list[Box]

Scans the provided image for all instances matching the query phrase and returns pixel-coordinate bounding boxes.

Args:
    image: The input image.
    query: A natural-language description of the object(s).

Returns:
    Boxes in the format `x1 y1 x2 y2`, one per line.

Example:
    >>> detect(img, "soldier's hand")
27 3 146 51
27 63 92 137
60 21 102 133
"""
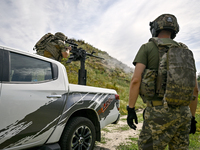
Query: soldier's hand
67 46 72 51
190 116 197 134
127 106 138 130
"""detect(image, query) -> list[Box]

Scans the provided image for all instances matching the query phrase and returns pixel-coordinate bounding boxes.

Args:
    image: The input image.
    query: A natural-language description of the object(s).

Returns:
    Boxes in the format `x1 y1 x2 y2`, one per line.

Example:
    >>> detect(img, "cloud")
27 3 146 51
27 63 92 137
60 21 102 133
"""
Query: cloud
82 0 200 71
0 0 200 72
0 0 51 51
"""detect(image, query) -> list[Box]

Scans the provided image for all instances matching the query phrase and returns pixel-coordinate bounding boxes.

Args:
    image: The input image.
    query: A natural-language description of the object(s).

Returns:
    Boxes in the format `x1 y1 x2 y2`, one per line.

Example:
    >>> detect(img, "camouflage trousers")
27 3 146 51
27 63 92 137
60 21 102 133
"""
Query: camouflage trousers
138 105 192 150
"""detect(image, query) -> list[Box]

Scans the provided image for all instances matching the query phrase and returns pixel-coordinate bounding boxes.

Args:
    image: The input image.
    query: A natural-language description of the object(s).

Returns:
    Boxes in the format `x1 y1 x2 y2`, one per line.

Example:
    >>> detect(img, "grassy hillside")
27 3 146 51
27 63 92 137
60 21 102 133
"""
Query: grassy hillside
61 39 145 115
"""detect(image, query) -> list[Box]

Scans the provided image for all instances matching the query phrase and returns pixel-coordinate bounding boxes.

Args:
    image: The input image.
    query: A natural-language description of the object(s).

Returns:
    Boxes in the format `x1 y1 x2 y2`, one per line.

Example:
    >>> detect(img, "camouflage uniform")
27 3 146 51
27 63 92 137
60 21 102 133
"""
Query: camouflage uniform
138 105 191 150
133 14 194 150
135 38 192 150
44 39 68 61
36 32 69 61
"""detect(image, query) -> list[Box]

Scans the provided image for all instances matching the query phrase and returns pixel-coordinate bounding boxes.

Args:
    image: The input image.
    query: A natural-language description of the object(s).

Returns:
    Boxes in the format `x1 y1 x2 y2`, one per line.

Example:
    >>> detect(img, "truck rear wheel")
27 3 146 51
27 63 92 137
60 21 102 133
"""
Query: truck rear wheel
60 117 96 150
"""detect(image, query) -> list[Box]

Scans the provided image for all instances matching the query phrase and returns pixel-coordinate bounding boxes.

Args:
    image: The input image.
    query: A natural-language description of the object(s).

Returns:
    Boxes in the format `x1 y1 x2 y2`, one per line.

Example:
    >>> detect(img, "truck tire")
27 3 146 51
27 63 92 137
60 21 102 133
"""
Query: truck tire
60 117 96 150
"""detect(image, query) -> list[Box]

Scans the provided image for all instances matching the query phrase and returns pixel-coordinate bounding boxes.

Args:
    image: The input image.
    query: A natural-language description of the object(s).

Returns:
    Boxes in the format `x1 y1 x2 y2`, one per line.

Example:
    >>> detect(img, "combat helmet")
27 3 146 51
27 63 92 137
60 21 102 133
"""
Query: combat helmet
149 14 179 39
54 32 67 41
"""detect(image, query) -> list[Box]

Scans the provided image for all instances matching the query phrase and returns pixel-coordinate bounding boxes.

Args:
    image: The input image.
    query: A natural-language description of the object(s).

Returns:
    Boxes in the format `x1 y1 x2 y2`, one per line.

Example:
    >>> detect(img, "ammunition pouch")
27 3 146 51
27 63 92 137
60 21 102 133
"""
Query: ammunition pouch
44 50 54 58
156 51 167 97
139 69 157 103
45 41 62 61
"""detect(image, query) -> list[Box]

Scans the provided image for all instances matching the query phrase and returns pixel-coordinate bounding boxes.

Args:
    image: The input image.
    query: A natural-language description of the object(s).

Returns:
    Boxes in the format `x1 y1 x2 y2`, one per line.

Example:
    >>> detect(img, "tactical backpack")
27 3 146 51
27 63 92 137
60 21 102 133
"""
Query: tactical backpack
34 33 54 51
34 33 63 61
140 37 196 106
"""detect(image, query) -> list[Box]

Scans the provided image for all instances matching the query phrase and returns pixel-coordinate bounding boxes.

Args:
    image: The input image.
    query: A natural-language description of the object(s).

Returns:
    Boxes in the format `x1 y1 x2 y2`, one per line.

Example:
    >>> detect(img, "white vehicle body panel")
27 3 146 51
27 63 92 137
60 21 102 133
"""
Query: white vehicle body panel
68 83 117 94
0 45 120 150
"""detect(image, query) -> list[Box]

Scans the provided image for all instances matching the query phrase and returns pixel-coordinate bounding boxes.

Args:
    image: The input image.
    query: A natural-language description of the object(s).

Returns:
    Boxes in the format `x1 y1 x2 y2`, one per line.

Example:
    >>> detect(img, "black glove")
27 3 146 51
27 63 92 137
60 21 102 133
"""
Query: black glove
190 116 197 134
127 106 138 130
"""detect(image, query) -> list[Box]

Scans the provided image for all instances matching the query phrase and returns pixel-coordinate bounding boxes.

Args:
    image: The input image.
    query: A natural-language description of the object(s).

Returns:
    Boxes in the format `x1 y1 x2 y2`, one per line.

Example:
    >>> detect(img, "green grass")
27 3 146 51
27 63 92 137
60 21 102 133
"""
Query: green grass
120 118 127 121
137 113 144 123
101 127 110 133
116 137 138 150
116 125 130 131
116 142 138 150
97 136 110 144
189 94 200 149
115 114 143 149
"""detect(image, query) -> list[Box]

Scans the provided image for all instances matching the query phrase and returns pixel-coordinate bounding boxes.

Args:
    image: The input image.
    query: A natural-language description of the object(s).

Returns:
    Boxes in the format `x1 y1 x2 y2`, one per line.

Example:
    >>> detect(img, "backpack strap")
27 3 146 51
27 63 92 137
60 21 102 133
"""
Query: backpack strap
149 37 189 50
149 38 170 97
149 37 173 48
149 37 163 46
178 42 189 49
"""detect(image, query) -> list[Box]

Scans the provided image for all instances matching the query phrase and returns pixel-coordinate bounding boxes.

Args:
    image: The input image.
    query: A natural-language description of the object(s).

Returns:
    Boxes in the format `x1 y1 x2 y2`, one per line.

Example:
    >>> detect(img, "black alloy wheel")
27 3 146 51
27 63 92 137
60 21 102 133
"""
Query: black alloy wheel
60 117 96 150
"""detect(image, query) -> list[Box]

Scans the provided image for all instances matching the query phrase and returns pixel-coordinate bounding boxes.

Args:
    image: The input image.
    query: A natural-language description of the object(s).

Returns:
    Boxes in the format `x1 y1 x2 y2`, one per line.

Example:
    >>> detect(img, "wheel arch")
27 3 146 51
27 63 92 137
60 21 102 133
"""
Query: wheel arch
60 108 101 142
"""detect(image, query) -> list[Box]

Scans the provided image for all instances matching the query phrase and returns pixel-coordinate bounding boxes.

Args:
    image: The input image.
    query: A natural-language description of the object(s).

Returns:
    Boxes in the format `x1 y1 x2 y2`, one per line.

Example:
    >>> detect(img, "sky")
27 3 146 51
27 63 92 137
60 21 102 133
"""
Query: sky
0 0 200 73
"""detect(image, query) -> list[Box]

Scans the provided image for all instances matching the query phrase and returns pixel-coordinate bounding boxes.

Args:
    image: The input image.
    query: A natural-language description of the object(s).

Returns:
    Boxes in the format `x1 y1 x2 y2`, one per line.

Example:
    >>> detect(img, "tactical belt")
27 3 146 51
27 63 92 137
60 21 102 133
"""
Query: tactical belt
146 101 163 107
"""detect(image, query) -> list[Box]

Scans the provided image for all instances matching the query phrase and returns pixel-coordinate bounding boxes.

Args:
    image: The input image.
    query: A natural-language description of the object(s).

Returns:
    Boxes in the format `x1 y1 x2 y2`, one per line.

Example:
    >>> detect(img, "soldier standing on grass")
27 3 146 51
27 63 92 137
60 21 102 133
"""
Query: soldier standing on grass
127 14 198 150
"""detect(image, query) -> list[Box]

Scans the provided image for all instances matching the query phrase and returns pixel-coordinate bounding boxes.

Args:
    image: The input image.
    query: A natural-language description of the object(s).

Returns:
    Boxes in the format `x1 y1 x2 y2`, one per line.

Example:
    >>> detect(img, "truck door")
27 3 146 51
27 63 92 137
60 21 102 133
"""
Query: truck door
0 51 68 149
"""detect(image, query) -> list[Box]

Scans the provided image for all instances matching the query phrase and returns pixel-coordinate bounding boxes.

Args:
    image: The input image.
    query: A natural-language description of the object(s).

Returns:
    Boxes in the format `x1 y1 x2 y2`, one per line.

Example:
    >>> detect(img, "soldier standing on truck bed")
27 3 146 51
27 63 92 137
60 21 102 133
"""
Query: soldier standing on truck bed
127 14 198 150
34 32 71 61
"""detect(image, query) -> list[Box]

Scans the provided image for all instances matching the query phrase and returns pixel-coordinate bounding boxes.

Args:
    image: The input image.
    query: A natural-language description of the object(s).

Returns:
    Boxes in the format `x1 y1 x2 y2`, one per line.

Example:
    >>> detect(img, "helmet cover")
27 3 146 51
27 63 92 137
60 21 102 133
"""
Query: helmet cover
149 14 179 39
54 32 67 41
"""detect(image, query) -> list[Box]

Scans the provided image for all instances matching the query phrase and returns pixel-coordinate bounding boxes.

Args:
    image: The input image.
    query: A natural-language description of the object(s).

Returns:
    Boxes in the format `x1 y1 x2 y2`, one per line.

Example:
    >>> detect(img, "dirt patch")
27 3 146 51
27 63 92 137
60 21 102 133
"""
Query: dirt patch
94 114 143 150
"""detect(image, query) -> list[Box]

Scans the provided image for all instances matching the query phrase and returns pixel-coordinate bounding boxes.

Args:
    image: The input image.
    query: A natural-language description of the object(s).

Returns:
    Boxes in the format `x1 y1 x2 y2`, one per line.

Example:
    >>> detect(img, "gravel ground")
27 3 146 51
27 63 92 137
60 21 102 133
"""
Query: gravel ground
94 114 143 150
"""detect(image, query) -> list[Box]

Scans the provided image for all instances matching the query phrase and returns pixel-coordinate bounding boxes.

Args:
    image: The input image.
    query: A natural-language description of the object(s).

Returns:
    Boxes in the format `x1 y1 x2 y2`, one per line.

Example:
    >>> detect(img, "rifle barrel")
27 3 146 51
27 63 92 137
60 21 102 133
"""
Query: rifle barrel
86 53 104 60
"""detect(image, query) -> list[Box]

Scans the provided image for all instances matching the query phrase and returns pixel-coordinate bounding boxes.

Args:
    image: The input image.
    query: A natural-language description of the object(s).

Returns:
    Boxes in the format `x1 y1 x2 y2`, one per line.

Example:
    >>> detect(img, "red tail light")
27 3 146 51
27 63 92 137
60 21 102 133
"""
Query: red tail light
115 94 120 100
115 94 120 111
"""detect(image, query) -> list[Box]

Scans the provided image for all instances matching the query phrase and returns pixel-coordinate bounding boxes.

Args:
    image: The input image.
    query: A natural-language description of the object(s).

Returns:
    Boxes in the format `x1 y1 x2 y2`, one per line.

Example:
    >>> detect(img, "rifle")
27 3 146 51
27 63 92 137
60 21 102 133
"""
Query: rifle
66 40 104 62
65 40 104 85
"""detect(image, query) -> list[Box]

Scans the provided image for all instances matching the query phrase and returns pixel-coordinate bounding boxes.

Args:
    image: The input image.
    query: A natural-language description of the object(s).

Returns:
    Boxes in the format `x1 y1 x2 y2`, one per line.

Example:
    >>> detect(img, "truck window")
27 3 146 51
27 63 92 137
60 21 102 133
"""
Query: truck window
10 52 53 82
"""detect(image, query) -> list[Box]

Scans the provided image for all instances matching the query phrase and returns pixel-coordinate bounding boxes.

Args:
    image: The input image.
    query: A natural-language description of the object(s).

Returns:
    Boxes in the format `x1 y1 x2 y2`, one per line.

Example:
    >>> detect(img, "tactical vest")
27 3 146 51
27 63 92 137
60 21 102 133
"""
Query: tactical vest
34 33 54 50
139 37 196 106
34 33 62 61
45 41 62 61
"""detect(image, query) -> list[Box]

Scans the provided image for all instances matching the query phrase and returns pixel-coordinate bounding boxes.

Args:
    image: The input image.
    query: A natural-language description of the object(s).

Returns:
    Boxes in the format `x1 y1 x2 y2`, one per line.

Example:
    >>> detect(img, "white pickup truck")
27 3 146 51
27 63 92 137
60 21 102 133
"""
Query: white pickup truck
0 46 120 150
